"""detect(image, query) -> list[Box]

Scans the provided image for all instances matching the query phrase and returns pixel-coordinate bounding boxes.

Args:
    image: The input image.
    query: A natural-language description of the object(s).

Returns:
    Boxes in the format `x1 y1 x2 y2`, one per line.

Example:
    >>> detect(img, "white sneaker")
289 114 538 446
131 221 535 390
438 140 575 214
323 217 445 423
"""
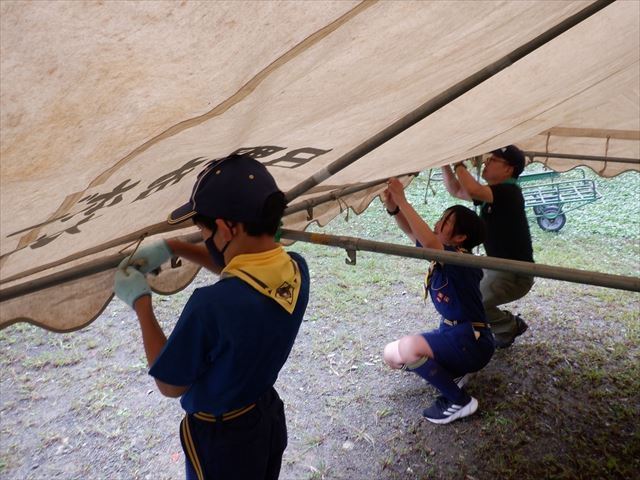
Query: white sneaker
422 395 479 424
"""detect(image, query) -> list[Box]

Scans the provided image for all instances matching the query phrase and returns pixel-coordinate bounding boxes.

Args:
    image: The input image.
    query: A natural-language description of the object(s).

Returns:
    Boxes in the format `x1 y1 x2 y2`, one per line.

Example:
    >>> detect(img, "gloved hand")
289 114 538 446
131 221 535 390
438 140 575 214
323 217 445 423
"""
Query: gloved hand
125 240 172 274
114 265 151 308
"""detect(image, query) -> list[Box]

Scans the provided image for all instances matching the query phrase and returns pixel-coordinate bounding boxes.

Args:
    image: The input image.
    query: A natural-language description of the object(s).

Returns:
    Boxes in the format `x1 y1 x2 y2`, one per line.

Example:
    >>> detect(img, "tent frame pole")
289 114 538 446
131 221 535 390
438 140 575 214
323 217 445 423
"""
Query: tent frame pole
524 151 640 165
283 173 417 218
1 228 638 303
279 230 640 292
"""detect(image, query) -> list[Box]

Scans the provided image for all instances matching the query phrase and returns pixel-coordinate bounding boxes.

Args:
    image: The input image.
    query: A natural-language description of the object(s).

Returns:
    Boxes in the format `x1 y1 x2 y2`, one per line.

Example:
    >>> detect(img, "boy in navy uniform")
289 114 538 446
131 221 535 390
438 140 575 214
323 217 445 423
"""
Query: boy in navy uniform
113 154 310 479
441 146 534 349
382 178 494 424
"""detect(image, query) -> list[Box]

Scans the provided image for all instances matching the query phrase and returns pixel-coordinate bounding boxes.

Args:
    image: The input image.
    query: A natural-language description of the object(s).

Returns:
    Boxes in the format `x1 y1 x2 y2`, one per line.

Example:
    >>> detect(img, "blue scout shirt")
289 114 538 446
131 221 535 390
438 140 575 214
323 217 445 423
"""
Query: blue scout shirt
424 246 486 324
149 252 310 415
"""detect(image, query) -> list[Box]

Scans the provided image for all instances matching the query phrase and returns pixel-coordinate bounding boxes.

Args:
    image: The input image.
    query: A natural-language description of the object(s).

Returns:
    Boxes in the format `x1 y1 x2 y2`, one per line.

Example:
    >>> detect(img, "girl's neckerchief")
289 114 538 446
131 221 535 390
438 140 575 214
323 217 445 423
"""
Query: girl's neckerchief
423 246 469 302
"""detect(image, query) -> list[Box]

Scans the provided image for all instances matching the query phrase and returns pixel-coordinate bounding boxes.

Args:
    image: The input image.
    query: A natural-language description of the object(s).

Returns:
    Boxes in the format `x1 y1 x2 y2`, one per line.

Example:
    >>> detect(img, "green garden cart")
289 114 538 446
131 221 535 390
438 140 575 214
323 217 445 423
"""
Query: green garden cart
517 169 601 232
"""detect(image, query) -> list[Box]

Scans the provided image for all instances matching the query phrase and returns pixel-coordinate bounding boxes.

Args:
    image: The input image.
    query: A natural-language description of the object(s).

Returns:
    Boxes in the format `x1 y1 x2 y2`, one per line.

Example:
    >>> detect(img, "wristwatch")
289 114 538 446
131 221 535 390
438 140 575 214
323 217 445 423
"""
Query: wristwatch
386 206 400 216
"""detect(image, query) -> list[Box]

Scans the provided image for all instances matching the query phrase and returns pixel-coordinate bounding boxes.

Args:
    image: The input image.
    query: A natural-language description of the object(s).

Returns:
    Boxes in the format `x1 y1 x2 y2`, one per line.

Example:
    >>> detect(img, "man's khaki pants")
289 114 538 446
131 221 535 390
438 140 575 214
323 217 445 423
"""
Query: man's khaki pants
480 269 534 346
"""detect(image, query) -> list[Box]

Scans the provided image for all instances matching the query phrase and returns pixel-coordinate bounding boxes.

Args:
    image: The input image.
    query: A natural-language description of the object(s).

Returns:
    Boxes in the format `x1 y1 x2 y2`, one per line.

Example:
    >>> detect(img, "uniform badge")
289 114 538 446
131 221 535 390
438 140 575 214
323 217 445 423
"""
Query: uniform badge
275 281 294 305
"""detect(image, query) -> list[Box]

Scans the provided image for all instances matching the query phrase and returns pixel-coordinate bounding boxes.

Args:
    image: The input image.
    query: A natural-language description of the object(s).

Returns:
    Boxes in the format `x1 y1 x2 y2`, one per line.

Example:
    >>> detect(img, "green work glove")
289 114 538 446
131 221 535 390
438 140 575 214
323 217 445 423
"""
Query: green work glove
126 240 172 274
114 265 151 308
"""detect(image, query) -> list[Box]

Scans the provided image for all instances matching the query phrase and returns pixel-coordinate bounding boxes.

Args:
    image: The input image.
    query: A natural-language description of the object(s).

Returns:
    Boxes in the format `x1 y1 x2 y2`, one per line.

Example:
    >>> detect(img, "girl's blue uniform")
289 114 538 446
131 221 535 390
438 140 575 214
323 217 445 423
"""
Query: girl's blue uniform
421 246 495 376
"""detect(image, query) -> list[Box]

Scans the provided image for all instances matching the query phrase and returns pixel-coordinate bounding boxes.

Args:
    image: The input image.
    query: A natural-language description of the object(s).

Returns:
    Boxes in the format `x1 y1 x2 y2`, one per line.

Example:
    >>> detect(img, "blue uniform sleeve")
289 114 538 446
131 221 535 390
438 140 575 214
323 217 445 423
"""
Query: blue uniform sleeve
148 290 217 387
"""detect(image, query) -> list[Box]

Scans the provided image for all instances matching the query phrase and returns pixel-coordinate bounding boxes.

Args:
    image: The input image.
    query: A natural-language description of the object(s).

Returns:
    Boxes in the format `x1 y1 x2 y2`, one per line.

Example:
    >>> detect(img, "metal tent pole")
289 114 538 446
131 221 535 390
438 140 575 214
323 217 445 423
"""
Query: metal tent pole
279 230 640 292
283 173 417 218
0 231 199 303
2 228 639 303
524 151 640 166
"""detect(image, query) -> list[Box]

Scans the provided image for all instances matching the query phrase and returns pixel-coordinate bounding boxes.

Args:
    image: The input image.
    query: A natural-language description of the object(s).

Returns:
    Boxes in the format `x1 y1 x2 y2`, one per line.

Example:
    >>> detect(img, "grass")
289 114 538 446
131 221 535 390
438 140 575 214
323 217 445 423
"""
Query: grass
307 461 330 480
21 349 82 370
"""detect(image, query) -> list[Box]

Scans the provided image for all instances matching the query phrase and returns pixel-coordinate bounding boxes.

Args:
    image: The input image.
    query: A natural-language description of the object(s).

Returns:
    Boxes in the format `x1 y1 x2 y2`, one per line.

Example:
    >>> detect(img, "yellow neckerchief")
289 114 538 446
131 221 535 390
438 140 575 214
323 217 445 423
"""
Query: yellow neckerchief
221 246 301 314
423 245 468 301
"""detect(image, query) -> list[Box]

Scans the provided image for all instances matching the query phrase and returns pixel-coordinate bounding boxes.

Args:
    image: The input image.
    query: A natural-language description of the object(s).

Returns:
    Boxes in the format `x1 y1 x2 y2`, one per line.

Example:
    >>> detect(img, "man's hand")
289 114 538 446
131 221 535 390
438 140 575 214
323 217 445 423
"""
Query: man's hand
126 240 172 274
114 263 151 308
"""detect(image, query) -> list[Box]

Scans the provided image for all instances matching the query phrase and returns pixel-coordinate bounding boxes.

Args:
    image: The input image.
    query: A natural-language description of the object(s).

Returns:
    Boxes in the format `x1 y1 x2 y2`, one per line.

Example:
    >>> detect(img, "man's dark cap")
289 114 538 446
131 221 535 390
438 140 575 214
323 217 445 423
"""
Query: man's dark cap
168 154 282 225
492 145 525 178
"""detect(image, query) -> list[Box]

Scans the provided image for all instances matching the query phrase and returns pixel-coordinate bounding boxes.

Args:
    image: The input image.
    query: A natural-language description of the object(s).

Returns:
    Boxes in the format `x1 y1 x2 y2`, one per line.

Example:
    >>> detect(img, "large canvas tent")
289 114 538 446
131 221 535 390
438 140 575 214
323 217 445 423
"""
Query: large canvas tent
1 0 639 332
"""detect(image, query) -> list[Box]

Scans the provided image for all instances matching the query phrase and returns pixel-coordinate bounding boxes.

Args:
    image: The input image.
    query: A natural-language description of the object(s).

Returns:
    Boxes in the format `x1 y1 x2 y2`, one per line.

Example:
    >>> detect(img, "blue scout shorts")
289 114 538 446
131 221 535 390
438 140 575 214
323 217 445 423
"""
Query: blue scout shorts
422 320 495 377
183 387 287 480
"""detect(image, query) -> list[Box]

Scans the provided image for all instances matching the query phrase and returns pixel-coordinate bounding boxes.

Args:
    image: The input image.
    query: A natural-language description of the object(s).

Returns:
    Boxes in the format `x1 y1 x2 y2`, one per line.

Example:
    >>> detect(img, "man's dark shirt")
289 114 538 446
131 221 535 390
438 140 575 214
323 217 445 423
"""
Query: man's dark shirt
474 183 534 263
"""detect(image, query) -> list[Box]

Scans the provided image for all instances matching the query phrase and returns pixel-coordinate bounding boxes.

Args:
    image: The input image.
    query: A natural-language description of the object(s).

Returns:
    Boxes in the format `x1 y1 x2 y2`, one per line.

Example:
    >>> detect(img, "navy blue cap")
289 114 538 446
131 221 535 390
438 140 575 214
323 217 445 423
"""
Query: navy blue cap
168 154 282 225
491 145 525 178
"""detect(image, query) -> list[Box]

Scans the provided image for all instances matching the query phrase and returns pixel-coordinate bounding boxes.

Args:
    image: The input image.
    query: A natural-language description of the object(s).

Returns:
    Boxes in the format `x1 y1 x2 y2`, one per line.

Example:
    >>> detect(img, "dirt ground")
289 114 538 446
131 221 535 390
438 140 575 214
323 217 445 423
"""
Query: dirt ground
1 248 639 480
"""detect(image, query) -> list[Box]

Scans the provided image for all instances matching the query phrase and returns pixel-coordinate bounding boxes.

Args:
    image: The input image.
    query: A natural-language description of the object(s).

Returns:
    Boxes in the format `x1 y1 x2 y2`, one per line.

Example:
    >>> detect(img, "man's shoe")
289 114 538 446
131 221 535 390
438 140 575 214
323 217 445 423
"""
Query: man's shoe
495 315 529 349
422 395 478 424
453 372 476 389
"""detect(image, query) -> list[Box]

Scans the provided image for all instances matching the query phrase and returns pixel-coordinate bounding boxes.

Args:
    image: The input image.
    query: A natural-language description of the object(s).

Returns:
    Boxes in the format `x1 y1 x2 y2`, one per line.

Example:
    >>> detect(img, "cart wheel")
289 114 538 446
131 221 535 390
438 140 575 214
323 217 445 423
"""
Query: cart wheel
532 206 544 215
537 206 566 232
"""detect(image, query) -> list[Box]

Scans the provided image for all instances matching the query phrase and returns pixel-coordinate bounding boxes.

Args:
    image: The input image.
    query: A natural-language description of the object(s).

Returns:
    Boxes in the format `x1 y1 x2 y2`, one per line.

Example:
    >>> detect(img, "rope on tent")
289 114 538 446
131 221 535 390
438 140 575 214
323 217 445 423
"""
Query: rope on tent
118 234 147 270
336 195 350 222
423 169 434 204
599 136 610 175
544 132 551 168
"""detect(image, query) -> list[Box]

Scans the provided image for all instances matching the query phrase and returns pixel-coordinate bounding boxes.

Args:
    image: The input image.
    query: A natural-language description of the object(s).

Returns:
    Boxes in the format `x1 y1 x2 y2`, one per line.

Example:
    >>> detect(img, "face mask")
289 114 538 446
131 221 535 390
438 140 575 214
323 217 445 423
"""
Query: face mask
205 235 230 269
204 222 233 268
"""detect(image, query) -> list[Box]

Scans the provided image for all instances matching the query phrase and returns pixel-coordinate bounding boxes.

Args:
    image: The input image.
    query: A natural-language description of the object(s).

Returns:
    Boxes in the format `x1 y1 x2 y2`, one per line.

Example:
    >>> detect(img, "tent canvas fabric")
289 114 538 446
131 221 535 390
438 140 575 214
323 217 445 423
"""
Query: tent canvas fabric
1 0 638 332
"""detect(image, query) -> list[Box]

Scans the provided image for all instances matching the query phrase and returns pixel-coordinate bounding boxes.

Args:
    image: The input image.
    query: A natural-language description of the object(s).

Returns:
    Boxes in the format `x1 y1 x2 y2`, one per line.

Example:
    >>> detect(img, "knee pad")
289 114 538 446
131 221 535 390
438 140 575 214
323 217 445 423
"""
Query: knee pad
404 356 429 371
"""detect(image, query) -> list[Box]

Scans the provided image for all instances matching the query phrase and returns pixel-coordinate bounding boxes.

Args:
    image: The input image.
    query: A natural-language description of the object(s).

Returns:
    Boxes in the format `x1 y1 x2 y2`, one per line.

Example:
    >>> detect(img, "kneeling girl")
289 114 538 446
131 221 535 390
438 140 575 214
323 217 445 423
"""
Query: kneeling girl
383 178 494 424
